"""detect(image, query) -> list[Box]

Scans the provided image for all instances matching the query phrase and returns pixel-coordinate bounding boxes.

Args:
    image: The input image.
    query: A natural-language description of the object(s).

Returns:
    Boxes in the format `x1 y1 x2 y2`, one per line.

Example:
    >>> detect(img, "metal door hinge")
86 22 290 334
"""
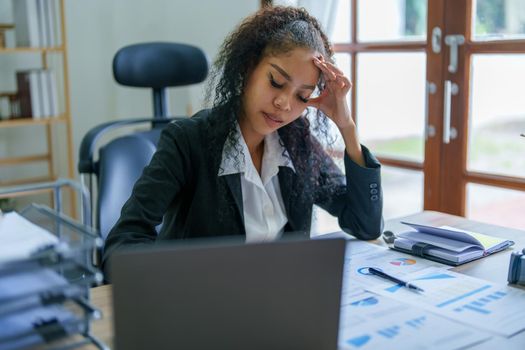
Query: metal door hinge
431 27 442 54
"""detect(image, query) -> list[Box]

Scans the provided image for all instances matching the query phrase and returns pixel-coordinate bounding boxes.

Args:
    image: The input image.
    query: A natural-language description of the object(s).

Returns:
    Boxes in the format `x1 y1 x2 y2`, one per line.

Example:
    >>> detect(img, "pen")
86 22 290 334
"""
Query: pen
368 267 425 292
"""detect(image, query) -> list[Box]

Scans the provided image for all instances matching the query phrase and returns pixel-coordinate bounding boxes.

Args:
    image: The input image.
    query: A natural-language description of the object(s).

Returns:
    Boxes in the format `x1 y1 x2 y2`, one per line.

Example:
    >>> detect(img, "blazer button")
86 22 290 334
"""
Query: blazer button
370 188 378 195
369 183 378 189
371 195 379 201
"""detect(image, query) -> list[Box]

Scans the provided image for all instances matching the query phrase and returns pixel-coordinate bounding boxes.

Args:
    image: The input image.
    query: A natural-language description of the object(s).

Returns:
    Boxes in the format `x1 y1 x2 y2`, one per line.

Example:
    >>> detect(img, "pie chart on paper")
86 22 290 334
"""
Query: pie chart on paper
390 258 417 266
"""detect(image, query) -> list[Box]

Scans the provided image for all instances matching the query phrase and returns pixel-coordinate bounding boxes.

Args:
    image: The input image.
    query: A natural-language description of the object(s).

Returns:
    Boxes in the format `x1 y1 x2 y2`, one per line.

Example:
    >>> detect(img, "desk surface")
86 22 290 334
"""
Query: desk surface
85 211 525 349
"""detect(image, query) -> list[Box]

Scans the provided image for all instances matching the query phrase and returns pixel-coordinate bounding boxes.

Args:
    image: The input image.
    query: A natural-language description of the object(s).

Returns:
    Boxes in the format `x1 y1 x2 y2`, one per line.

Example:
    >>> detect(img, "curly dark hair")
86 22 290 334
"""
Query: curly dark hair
205 6 339 225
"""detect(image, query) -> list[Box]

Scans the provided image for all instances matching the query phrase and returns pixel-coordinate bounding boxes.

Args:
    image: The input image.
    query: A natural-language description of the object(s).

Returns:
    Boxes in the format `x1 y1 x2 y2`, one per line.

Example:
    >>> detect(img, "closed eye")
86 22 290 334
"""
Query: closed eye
269 73 309 103
269 73 284 88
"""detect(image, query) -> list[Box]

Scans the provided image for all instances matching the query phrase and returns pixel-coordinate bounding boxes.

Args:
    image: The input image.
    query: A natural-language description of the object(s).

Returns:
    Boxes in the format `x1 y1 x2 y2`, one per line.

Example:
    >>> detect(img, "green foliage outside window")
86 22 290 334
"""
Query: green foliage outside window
405 0 426 36
476 0 506 34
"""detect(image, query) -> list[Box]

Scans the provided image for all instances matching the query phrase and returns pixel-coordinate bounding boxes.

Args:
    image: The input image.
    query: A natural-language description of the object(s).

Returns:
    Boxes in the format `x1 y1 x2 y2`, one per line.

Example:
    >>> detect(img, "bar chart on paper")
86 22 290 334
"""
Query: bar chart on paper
338 292 489 350
370 267 525 336
452 290 507 314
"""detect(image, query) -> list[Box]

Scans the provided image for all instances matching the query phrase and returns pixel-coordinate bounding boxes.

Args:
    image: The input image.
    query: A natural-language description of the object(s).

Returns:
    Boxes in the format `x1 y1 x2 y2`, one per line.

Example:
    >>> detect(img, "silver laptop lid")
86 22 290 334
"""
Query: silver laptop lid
110 238 345 350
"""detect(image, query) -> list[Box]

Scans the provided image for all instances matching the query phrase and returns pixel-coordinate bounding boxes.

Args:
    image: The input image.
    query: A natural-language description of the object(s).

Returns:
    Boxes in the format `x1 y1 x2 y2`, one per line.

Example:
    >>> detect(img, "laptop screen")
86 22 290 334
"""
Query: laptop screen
110 238 346 350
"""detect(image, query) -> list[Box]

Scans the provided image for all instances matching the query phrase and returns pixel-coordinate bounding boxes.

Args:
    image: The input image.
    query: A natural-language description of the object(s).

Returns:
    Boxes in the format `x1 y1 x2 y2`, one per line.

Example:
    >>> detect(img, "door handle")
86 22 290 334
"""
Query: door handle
443 80 458 144
444 35 465 73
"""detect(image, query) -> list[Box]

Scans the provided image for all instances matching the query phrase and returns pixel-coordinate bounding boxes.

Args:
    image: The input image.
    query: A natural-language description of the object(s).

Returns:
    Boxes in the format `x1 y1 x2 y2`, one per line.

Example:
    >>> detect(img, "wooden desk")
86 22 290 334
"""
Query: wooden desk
85 211 525 349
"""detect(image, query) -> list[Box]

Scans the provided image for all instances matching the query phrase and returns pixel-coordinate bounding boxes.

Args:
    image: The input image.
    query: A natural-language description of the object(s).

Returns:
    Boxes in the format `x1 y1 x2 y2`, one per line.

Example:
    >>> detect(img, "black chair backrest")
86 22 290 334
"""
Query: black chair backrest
113 42 208 117
78 42 208 242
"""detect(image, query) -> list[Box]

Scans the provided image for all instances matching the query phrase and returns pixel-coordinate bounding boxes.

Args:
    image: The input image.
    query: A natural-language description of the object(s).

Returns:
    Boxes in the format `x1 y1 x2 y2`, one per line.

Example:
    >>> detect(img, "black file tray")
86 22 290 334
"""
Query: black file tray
0 204 108 350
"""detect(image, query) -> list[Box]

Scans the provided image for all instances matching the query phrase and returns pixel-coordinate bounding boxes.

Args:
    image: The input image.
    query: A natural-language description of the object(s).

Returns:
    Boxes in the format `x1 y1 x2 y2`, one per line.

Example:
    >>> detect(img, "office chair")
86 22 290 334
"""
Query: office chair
78 42 208 242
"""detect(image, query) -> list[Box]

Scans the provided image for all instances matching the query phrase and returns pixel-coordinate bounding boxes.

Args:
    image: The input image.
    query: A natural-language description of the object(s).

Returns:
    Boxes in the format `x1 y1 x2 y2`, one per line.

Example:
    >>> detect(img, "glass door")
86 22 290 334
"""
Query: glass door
271 0 525 229
435 0 525 229
331 0 430 219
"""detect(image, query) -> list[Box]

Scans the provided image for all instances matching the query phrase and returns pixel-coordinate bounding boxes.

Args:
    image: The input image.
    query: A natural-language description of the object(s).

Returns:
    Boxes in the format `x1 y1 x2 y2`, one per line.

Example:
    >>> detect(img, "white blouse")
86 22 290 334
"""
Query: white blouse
218 125 295 243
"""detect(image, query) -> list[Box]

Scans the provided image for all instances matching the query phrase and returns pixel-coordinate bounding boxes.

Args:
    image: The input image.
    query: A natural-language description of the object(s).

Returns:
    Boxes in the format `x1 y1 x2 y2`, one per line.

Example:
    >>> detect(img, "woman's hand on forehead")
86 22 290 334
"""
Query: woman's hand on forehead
307 56 354 130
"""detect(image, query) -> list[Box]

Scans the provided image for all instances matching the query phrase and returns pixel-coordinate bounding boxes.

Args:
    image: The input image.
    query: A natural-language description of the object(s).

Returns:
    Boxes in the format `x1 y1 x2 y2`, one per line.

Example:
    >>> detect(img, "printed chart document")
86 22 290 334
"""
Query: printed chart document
338 291 490 350
393 222 514 265
369 266 525 337
342 240 449 291
0 211 58 264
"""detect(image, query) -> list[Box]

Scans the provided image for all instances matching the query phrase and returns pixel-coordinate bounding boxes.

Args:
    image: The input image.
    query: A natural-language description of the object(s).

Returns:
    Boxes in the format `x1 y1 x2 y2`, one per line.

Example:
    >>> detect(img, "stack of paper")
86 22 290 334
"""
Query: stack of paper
330 237 525 349
0 211 58 264
0 206 104 349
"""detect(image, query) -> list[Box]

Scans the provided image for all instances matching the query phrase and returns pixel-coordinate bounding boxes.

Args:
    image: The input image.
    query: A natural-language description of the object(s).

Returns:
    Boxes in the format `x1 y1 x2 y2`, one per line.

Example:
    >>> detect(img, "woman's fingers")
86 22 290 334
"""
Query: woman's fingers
307 88 328 106
335 74 352 92
314 57 350 90
314 58 337 80
319 57 344 76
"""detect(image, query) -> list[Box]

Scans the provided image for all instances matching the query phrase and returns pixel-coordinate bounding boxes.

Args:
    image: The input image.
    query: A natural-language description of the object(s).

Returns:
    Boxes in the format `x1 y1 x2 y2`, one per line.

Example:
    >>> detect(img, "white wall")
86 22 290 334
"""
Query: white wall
1 0 259 188
66 0 259 170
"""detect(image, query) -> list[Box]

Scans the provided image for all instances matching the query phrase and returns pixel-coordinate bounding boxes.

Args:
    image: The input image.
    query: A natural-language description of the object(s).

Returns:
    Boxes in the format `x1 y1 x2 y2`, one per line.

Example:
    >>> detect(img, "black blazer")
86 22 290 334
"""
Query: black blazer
102 109 383 272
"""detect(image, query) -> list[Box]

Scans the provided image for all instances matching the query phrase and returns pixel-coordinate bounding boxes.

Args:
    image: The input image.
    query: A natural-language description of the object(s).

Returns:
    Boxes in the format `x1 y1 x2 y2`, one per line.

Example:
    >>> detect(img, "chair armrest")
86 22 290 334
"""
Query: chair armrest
78 117 184 174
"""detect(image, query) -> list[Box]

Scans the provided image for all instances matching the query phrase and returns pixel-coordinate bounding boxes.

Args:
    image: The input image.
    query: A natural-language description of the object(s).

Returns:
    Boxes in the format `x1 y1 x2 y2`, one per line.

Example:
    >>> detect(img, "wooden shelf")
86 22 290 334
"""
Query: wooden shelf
0 23 15 30
0 46 64 54
0 175 56 189
0 115 67 128
0 154 50 167
1 0 76 215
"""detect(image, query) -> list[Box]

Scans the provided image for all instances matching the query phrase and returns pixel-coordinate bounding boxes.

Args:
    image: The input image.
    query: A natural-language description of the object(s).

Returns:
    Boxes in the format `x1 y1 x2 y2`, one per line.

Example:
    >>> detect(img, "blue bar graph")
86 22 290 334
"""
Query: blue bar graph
436 285 492 308
405 316 426 329
377 325 400 339
346 335 371 348
463 304 491 314
452 289 508 315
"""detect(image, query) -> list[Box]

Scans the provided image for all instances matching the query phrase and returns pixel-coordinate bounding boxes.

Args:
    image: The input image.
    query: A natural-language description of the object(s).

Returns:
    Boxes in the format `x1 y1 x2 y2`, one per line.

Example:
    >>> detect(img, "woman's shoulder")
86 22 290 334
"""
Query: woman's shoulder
160 109 212 138
168 109 212 129
168 108 231 139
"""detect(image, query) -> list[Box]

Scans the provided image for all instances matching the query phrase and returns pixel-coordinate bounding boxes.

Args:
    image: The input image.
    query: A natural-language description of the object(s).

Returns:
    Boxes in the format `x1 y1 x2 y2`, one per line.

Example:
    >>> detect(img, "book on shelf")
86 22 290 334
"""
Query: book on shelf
36 0 48 47
391 222 515 266
12 0 61 48
38 70 51 117
12 0 40 47
16 69 59 119
46 69 59 116
16 70 40 118
45 0 58 46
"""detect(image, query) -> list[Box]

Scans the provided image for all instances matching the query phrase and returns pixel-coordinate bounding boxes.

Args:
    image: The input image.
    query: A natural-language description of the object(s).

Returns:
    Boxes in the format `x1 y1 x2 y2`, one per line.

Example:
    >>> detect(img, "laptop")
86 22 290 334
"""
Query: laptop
110 237 346 350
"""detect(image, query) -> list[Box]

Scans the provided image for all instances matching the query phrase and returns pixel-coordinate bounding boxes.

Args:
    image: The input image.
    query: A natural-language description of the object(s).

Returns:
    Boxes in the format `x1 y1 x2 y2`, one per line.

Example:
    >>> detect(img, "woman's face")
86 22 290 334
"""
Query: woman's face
239 47 320 143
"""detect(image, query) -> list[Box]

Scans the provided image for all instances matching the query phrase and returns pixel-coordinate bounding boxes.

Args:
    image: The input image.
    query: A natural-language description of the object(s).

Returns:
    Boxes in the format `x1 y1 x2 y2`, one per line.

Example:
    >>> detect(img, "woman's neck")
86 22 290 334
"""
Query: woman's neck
238 119 265 174
238 117 264 154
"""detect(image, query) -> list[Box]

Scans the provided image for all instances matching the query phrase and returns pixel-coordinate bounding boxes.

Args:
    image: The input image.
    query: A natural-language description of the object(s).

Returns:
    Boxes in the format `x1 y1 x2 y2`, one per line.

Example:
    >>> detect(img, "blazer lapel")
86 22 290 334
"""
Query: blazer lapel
223 173 244 224
278 166 301 231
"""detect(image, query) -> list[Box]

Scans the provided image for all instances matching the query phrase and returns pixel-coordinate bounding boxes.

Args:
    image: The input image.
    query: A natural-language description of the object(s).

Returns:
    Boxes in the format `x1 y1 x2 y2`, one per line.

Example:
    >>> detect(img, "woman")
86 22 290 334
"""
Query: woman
102 6 383 273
